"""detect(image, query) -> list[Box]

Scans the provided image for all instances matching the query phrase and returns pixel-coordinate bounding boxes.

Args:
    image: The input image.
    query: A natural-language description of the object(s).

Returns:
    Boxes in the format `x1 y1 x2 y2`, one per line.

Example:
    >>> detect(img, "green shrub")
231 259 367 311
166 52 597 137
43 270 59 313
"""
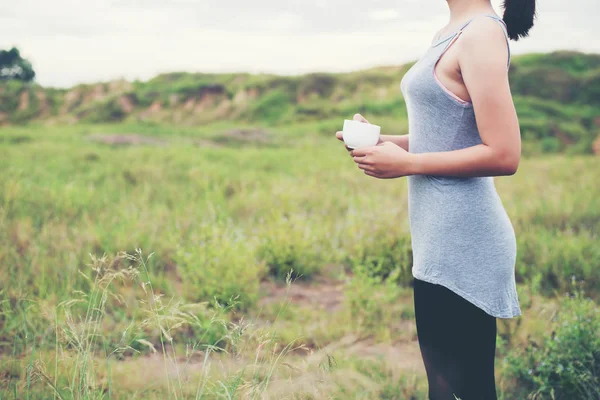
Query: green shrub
519 118 554 141
345 232 413 287
295 101 334 121
297 73 337 99
578 68 600 105
515 230 600 297
247 90 292 123
566 133 597 155
510 66 579 103
78 97 127 123
541 137 562 153
172 223 263 310
503 290 600 400
0 80 26 113
511 51 600 76
343 263 404 340
256 214 326 280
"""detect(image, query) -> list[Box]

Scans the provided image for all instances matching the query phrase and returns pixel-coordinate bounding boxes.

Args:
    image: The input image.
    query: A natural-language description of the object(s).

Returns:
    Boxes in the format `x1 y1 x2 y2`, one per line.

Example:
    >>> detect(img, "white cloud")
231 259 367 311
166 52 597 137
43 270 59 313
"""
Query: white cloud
368 9 399 22
0 0 598 87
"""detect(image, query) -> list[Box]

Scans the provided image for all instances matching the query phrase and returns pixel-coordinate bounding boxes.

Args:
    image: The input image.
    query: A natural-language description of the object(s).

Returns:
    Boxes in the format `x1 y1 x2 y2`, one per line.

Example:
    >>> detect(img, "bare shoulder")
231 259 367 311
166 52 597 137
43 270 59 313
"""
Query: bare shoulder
458 16 509 67
459 16 508 49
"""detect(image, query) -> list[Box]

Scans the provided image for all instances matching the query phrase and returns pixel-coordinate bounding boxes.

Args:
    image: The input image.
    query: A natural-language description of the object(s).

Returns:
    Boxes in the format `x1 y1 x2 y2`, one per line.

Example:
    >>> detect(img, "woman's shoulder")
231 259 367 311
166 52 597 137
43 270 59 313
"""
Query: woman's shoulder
456 15 511 68
459 15 509 46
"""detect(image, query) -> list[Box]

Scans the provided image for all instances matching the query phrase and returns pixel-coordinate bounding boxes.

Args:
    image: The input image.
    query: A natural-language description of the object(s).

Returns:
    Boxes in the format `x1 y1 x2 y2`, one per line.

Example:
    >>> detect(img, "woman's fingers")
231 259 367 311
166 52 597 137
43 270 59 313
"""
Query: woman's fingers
353 155 370 164
356 162 376 172
353 113 369 124
335 131 355 153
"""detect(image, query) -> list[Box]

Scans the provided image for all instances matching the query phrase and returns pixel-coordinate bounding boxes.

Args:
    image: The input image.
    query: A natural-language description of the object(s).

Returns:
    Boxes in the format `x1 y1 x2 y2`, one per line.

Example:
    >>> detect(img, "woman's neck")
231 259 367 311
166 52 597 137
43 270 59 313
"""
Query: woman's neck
446 0 495 22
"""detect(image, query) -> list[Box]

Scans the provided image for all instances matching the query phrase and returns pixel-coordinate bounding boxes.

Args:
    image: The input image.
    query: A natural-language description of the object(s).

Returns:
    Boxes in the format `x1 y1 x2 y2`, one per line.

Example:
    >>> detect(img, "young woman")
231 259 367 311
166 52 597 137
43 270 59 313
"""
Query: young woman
336 0 536 398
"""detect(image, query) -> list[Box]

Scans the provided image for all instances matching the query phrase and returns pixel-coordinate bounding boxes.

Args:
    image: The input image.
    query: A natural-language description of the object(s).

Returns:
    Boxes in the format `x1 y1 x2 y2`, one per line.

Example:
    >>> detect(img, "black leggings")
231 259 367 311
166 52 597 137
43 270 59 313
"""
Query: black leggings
413 278 498 400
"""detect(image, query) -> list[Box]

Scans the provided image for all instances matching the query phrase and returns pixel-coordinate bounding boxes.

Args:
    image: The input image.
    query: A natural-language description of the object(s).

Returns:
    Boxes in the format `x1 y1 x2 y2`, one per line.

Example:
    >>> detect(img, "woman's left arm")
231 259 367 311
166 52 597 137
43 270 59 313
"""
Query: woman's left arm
352 18 521 179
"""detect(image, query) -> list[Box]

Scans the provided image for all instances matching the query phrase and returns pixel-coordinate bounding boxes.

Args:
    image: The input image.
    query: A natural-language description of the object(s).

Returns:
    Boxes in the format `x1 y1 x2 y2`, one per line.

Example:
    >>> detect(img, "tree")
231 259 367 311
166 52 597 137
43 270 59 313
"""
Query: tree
0 47 35 82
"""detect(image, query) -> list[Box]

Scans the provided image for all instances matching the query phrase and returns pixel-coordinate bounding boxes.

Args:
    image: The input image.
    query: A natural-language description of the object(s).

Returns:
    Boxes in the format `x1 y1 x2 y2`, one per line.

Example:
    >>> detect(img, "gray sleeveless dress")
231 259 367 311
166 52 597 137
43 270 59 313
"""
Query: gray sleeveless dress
400 14 521 318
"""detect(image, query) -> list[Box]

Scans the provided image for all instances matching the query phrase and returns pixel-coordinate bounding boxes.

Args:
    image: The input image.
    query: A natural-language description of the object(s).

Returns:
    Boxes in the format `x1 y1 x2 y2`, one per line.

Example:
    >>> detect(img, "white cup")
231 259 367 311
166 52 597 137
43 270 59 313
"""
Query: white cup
342 120 381 149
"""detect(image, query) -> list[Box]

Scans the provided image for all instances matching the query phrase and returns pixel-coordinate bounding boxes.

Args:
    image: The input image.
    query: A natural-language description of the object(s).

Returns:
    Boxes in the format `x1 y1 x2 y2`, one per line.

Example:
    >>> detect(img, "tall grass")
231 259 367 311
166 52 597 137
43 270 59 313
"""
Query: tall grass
1 124 599 398
10 250 309 398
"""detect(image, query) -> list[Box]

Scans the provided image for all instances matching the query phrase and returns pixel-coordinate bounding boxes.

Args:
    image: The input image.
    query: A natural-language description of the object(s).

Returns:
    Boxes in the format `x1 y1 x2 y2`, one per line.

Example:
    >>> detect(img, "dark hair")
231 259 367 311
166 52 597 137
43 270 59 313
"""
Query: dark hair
502 0 537 41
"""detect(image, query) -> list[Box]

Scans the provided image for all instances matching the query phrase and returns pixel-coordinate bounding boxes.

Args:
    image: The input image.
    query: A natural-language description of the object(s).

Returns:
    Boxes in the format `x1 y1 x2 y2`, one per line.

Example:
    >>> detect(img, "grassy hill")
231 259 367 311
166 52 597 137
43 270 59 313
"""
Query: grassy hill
1 51 600 398
1 50 600 154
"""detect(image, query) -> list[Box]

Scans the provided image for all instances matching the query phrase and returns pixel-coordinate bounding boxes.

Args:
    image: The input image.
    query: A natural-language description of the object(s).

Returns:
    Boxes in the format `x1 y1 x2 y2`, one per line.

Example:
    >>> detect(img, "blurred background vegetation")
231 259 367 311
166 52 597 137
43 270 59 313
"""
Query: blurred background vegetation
0 47 599 399
1 50 600 155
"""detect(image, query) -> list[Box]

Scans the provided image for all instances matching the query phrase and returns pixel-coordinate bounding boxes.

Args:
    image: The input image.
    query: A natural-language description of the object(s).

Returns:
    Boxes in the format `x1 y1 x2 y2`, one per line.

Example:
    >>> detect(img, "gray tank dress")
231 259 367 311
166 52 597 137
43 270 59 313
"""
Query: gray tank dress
400 14 521 318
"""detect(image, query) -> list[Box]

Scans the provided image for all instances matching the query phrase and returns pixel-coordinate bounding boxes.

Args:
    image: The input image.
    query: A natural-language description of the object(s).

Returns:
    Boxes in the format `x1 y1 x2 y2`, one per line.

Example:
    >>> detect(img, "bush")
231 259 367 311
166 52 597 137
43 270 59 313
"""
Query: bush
297 73 337 99
344 263 404 340
515 230 600 297
78 97 127 123
518 118 554 141
247 90 292 123
510 66 579 103
502 290 600 400
578 68 600 105
256 213 326 280
541 137 562 153
345 232 413 287
172 223 263 311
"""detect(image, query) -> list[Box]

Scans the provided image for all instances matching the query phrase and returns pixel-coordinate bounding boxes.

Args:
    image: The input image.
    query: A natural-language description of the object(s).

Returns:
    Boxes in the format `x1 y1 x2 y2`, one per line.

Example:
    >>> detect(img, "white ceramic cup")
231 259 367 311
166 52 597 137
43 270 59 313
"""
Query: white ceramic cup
342 119 381 149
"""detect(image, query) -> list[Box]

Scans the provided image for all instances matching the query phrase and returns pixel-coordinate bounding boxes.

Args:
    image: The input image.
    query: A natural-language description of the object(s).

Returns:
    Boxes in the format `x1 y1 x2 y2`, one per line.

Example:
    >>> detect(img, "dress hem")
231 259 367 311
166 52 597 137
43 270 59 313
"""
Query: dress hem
412 271 522 319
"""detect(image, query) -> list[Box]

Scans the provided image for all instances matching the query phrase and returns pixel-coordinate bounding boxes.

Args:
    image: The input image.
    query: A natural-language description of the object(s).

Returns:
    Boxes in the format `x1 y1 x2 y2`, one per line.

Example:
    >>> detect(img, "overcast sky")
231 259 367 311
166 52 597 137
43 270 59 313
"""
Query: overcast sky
1 0 598 87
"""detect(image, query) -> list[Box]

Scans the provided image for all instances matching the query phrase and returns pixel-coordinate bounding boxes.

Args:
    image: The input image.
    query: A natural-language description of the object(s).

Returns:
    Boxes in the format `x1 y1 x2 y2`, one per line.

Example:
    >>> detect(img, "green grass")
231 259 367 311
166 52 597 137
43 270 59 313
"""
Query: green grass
0 123 599 398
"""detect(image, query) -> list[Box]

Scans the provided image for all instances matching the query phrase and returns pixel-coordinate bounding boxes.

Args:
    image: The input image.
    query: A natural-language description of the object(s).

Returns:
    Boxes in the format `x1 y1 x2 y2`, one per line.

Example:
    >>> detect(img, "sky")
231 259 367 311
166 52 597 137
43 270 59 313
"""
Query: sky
1 0 598 87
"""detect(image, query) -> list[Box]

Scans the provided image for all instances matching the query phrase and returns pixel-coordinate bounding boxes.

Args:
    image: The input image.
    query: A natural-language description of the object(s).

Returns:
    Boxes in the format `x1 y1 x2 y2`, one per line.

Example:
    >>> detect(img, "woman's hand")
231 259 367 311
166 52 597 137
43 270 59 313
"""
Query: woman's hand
335 113 382 154
351 141 414 179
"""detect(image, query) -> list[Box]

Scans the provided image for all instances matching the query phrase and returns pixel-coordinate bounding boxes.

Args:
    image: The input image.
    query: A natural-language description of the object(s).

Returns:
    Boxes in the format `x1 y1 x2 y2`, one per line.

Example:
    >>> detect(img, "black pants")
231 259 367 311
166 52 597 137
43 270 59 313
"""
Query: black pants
413 278 498 400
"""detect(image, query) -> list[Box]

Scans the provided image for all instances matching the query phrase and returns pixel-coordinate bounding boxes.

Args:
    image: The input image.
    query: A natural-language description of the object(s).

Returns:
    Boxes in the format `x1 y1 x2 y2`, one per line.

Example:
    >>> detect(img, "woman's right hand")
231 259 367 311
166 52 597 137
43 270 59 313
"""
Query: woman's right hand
336 113 376 153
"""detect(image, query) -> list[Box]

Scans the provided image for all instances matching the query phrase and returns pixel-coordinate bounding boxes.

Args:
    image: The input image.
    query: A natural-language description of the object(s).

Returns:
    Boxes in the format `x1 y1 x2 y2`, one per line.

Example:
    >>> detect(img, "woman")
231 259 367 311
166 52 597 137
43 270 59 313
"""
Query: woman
336 0 536 398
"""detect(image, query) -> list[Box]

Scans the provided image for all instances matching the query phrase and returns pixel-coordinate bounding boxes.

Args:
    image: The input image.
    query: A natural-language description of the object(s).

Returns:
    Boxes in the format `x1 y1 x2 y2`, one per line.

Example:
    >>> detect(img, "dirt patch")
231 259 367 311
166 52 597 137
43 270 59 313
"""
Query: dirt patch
194 139 222 148
257 275 421 370
61 88 83 114
214 99 232 118
36 91 51 118
117 95 135 113
83 84 106 104
139 101 163 120
183 98 195 111
108 276 425 396
18 91 29 111
233 88 260 106
87 134 167 147
213 128 271 146
343 335 423 372
194 92 224 113
259 275 345 312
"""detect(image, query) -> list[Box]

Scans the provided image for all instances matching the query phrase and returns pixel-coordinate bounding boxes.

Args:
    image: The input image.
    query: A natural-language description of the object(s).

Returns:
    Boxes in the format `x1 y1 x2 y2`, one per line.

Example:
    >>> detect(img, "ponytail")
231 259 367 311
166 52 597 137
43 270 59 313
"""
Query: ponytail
502 0 537 41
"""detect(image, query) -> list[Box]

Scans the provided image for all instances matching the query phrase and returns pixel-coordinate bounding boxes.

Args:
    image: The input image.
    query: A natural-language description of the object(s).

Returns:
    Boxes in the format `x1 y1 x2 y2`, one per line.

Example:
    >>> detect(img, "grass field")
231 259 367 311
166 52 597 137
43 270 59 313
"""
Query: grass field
1 122 599 399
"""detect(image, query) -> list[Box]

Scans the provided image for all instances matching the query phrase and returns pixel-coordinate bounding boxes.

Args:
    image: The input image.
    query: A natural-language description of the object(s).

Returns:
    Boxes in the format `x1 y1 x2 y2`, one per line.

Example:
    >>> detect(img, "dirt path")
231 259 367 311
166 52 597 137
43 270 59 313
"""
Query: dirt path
258 275 345 312
108 275 425 397
257 276 425 375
